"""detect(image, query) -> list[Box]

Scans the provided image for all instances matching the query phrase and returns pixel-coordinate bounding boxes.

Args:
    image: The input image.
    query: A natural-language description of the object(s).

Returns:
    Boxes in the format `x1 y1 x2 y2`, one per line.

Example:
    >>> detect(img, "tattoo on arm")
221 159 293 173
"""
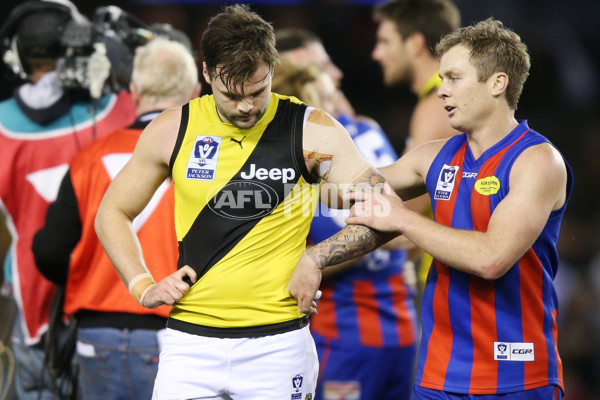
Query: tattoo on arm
307 225 385 268
307 168 391 269
353 168 385 187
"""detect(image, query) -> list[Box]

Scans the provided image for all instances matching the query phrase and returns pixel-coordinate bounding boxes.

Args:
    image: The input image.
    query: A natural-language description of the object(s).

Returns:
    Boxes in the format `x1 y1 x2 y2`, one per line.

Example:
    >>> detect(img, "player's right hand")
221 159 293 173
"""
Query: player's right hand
345 181 404 234
141 265 197 308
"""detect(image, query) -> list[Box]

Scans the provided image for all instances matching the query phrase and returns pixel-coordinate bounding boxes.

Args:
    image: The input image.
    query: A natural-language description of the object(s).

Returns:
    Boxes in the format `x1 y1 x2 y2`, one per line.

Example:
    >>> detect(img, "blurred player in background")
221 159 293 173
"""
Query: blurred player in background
372 0 461 287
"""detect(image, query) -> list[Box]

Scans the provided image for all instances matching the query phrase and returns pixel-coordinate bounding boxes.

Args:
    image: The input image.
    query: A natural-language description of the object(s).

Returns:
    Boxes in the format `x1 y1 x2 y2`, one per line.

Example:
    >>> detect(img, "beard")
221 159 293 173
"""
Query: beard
384 65 412 88
216 104 268 129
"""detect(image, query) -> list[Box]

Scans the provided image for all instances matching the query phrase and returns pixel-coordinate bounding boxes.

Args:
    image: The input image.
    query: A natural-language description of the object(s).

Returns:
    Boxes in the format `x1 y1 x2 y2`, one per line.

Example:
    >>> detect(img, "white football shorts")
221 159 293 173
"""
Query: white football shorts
152 325 318 400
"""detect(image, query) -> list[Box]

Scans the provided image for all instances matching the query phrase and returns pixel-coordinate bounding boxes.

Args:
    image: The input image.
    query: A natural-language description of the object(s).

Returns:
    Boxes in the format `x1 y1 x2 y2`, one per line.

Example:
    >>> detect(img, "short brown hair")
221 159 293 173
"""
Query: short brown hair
275 29 321 53
373 0 460 53
435 18 530 109
201 4 277 94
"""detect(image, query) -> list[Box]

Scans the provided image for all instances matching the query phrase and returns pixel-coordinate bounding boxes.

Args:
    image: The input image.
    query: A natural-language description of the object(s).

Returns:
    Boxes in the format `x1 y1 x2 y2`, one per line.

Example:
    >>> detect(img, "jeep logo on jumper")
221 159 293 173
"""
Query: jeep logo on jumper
241 164 295 184
207 180 279 220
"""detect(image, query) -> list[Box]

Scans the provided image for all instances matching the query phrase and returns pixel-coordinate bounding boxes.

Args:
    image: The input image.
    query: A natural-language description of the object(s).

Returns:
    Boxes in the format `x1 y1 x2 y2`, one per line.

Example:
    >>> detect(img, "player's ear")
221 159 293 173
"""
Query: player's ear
489 72 509 97
202 62 212 84
130 82 140 104
405 32 426 57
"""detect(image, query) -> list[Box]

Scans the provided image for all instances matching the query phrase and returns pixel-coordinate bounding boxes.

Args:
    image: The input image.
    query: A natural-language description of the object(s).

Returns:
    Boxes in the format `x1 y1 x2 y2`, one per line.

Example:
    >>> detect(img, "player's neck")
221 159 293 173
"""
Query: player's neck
466 112 519 159
410 56 439 96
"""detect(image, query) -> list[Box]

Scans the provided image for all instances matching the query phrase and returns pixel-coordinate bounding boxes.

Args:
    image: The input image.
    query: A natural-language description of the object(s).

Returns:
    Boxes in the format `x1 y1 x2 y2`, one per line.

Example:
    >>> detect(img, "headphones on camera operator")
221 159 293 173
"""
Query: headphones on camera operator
0 0 87 79
0 0 152 100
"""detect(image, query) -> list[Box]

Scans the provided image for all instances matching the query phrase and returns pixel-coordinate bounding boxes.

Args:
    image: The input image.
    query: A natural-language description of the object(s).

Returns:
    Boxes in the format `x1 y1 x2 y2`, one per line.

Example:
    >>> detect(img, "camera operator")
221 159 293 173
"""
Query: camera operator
33 36 199 400
0 1 136 398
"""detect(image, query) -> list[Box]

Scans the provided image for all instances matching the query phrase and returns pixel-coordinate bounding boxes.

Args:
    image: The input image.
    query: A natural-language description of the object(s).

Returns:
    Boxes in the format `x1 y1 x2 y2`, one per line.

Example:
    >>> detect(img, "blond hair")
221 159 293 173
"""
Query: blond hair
272 59 322 108
435 18 530 109
131 38 198 106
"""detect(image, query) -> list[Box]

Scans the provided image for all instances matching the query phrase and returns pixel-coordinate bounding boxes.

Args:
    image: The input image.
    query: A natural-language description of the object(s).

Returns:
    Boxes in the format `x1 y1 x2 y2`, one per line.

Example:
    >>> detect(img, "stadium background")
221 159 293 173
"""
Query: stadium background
1 0 599 397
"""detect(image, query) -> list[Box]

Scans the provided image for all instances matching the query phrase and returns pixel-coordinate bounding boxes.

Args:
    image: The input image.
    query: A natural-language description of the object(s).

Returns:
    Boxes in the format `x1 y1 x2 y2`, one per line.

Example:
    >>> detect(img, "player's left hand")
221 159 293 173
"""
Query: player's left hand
142 266 197 308
345 182 404 234
288 254 322 315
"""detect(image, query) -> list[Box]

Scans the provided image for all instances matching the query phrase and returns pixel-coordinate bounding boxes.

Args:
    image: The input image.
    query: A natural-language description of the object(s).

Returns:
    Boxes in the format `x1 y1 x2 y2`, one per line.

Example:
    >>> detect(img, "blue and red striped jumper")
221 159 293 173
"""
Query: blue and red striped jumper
416 120 573 394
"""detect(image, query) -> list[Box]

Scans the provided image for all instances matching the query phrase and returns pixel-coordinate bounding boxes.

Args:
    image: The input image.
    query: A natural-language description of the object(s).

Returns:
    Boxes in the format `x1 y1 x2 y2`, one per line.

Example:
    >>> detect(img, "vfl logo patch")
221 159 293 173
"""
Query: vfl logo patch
434 164 460 201
475 176 500 195
186 135 222 181
291 374 304 399
292 374 304 392
494 341 534 361
496 343 508 359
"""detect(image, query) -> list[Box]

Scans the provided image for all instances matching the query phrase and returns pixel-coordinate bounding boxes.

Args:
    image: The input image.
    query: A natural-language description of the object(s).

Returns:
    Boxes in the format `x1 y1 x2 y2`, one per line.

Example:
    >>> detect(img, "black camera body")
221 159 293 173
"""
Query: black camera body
0 1 151 98
57 6 152 97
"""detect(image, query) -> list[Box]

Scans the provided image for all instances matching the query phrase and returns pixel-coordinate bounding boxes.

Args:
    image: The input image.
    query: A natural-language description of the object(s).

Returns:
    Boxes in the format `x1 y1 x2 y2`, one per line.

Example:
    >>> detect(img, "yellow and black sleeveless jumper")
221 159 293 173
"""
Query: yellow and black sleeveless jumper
168 93 319 338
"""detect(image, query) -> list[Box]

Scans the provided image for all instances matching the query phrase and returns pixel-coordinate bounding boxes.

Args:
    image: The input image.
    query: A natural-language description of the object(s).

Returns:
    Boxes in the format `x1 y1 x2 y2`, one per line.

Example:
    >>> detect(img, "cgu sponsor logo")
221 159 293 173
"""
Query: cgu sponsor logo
494 341 534 361
240 164 296 184
513 349 533 354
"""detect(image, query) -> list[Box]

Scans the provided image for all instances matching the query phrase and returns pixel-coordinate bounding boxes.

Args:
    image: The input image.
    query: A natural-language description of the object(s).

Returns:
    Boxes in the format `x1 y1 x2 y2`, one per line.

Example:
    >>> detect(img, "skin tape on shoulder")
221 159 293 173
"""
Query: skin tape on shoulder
303 109 372 185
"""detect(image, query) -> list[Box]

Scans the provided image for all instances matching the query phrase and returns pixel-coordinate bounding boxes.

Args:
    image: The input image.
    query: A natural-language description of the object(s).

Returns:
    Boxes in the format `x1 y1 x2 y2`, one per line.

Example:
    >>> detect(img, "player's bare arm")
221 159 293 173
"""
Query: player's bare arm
95 107 197 308
307 167 388 265
348 142 568 280
379 138 446 201
375 138 447 257
288 108 394 313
